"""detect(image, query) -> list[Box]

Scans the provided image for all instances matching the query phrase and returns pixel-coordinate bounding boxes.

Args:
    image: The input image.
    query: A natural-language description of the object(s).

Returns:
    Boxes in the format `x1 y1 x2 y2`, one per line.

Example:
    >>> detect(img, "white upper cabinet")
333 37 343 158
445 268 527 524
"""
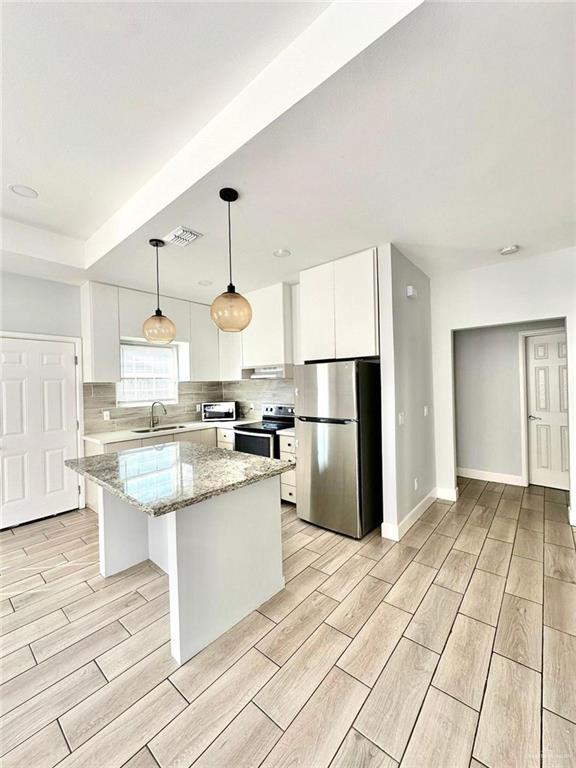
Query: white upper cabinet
219 330 243 381
299 262 335 361
299 248 378 362
118 288 189 342
291 284 303 365
81 282 120 382
334 248 378 358
189 302 219 381
118 288 152 338
242 283 293 368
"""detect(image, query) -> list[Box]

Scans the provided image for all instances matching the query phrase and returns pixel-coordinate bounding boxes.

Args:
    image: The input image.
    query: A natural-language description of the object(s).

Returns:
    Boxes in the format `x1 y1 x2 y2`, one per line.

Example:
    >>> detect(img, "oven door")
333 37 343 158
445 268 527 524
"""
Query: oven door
234 430 274 458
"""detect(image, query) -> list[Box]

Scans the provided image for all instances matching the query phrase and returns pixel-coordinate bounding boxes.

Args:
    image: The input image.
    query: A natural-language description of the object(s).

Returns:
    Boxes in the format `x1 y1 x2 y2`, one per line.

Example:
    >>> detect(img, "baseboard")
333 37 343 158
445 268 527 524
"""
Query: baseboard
381 489 437 542
457 467 526 486
435 486 459 503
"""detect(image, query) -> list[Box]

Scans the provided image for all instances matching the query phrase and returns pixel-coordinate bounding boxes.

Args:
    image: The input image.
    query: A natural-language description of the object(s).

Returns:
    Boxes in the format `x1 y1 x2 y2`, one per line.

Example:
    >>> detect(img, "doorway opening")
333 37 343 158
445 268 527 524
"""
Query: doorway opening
453 318 569 491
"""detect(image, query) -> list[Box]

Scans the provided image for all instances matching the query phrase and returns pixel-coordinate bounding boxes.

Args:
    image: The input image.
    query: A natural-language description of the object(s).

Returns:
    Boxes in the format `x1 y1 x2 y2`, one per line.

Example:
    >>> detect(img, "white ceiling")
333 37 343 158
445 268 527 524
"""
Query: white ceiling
2 1 574 302
87 0 575 301
1 1 328 238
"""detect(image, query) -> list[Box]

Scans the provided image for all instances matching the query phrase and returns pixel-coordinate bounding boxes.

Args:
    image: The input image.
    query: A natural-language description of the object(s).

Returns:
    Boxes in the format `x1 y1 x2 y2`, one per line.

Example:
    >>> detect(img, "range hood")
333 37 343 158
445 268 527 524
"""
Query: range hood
242 364 294 380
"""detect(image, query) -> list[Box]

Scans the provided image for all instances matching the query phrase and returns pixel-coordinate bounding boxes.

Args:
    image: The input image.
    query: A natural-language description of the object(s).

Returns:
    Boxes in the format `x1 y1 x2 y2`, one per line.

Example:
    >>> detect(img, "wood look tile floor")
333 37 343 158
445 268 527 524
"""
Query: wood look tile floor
1 479 575 767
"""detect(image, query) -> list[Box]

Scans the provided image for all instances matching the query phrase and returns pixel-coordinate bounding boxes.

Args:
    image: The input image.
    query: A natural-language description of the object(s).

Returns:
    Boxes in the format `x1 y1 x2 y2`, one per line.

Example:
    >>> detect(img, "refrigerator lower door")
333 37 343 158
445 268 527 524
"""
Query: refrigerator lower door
296 418 361 538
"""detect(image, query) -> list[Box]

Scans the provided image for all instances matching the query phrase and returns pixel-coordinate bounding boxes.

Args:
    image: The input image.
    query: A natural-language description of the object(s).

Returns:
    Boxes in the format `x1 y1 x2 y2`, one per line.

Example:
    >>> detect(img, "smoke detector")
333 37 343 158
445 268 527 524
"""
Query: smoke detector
163 226 203 247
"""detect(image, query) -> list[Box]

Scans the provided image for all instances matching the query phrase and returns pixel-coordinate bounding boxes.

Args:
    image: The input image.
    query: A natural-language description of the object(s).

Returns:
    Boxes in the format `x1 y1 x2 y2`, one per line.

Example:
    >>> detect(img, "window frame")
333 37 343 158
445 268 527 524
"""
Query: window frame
116 340 180 408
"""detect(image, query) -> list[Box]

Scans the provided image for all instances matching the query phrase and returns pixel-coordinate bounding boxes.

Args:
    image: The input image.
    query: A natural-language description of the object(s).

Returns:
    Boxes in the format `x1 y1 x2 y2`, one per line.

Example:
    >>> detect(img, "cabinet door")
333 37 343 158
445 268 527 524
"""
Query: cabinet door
81 282 120 383
162 295 190 342
299 263 335 361
199 428 217 446
140 435 174 447
334 249 378 358
104 439 142 453
219 330 243 381
174 430 207 444
242 283 291 368
190 303 219 381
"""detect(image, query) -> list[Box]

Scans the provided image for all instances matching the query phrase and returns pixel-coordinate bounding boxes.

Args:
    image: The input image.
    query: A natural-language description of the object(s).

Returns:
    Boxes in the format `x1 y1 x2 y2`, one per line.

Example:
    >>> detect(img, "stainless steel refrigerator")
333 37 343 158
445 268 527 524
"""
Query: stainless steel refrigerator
295 360 382 538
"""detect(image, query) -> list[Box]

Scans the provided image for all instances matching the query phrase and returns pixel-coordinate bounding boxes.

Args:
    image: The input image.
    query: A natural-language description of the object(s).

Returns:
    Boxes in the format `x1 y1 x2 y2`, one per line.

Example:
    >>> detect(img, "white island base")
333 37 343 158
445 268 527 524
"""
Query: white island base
96 476 284 665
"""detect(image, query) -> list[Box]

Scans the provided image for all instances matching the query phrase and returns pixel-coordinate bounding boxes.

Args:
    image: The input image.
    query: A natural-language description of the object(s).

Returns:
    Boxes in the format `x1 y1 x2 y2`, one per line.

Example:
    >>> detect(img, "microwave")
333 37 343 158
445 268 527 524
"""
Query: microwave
201 402 237 422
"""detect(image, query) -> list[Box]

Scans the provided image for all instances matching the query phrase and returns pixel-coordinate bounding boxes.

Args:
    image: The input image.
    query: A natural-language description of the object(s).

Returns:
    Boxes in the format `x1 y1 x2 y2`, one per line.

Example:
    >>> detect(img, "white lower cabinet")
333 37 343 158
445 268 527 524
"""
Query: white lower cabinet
140 435 174 447
279 434 296 504
174 428 216 446
217 427 235 450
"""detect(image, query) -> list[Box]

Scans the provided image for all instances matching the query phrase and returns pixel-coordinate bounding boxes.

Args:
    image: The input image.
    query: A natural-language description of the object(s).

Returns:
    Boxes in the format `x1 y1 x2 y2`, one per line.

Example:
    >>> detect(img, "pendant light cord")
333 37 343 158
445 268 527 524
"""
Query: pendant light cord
155 243 161 313
227 201 235 292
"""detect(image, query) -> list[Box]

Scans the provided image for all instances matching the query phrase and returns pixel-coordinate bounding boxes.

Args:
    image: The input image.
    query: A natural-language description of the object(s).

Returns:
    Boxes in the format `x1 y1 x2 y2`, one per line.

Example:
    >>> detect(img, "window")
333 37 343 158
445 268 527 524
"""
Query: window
116 342 179 406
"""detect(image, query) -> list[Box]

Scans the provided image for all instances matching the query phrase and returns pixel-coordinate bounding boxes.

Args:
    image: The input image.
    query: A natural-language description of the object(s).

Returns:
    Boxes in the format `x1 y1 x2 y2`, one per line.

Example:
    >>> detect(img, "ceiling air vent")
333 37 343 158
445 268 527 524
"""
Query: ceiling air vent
162 226 203 247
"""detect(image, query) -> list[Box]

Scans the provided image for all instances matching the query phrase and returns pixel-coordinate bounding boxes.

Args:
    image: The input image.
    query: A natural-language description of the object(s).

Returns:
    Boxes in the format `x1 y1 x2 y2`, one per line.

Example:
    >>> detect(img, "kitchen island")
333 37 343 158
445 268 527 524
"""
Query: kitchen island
65 442 292 664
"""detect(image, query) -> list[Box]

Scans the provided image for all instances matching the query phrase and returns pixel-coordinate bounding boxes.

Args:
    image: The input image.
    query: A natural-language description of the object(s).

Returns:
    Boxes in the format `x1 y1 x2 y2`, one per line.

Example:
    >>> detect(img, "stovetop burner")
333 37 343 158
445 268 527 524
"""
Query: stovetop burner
233 404 294 434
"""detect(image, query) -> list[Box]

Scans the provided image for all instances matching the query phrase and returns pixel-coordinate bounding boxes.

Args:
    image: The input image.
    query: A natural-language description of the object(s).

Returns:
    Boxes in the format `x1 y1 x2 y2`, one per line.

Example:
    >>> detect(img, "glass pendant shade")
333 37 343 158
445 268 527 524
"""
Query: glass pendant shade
144 238 176 344
143 309 176 344
210 288 252 332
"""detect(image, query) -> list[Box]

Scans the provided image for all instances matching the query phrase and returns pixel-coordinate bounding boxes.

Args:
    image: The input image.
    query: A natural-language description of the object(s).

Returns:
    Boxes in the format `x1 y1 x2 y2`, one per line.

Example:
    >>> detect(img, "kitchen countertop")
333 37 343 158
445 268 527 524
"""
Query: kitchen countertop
277 427 295 437
82 419 251 446
65 441 293 516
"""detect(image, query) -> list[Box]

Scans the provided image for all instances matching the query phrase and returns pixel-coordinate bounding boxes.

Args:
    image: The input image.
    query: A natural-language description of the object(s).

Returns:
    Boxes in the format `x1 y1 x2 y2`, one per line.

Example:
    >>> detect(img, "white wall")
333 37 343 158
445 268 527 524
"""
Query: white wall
379 245 435 538
431 247 576 507
454 319 564 479
1 271 81 337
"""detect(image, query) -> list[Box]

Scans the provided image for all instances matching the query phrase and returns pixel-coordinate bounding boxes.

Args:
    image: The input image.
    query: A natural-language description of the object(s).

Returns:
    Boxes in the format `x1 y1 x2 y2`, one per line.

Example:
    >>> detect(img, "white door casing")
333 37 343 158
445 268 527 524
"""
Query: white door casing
1 337 80 527
526 332 570 490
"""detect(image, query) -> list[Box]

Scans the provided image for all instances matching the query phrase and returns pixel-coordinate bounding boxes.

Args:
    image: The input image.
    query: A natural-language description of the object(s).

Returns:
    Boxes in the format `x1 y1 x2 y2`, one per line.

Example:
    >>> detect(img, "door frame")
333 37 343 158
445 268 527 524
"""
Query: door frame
0 331 86 510
518 326 567 488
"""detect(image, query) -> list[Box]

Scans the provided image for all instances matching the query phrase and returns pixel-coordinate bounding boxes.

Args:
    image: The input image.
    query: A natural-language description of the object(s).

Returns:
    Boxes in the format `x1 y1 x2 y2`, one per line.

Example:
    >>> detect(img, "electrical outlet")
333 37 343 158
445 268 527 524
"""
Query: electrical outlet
196 404 201 412
398 412 405 426
424 405 429 417
414 477 419 491
102 410 111 421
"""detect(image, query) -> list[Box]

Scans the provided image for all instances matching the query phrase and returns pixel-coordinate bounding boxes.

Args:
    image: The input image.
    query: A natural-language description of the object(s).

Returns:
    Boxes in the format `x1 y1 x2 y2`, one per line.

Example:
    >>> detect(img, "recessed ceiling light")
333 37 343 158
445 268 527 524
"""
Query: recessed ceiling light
273 249 291 258
198 280 213 286
500 244 520 256
9 184 39 199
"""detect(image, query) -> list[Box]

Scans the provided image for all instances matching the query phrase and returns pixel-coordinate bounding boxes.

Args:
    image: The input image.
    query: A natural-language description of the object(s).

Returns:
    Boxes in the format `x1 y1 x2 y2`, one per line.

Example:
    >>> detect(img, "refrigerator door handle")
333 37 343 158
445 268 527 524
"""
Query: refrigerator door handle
297 416 356 425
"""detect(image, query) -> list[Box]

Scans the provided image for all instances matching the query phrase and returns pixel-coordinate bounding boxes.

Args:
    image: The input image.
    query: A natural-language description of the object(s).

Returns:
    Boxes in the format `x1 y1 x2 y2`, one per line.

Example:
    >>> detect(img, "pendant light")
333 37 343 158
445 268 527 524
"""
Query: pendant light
210 188 252 332
143 238 177 344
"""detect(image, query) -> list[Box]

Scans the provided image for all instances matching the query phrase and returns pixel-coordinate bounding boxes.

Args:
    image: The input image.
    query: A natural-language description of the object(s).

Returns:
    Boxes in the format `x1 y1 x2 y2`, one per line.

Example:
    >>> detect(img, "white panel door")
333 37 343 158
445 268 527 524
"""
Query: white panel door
299 262 335 361
1 337 79 527
527 332 569 490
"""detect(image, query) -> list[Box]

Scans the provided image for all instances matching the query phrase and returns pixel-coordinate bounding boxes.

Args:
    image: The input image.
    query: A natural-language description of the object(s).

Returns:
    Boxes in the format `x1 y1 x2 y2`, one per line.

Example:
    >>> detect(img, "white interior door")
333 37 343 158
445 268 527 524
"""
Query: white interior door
1 336 80 527
527 332 570 490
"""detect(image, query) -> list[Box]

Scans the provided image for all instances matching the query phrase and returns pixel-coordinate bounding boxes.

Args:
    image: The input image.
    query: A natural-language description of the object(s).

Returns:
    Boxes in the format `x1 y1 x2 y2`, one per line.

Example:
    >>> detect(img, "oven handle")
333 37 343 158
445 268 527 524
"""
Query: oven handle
233 430 274 458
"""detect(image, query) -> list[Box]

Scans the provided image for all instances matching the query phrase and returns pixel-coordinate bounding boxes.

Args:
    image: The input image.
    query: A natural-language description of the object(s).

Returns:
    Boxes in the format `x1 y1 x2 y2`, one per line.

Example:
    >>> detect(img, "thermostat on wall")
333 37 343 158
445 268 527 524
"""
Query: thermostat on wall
406 285 417 298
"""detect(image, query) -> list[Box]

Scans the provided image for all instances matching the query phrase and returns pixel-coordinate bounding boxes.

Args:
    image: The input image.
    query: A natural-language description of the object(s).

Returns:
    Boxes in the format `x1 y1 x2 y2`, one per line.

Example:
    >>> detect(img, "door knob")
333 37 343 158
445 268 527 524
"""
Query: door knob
528 415 542 421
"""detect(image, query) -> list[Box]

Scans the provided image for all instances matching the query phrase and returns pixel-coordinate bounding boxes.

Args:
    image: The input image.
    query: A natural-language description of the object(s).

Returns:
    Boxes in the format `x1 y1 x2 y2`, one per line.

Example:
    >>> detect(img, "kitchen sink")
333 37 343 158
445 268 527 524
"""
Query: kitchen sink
132 425 188 433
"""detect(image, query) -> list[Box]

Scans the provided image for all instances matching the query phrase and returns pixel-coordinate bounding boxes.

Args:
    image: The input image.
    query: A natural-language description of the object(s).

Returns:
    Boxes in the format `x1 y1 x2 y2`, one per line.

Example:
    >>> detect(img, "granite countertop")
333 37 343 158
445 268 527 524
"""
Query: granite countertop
82 419 251 446
66 441 293 516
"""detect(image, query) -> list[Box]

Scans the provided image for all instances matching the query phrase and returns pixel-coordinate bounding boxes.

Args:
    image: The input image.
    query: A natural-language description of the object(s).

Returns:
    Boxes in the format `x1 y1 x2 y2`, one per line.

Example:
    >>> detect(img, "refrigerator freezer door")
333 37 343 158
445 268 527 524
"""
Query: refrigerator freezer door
295 361 357 421
296 418 361 537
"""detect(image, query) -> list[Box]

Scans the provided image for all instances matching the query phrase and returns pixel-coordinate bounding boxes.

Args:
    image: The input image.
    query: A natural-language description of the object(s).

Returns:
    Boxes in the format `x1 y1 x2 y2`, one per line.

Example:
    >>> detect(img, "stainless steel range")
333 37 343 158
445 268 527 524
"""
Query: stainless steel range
233 404 295 458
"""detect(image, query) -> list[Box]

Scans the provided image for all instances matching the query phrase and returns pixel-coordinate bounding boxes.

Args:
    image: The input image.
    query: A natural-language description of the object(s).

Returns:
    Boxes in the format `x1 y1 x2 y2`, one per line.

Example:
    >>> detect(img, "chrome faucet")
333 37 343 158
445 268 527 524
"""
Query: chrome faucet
149 401 167 429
